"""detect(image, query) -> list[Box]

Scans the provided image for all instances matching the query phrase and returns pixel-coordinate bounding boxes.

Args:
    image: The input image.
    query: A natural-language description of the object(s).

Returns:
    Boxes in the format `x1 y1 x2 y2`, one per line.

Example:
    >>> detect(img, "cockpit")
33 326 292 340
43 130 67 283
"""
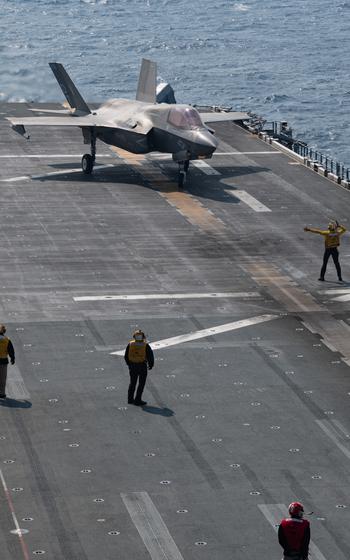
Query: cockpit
167 107 204 130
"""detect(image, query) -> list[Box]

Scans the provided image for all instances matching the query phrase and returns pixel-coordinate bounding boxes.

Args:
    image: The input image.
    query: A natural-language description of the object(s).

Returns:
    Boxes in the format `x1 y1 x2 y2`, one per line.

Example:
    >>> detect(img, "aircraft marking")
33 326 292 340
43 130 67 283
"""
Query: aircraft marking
258 504 328 560
191 160 221 175
121 492 184 560
225 189 271 212
0 469 31 560
74 291 260 302
110 314 278 355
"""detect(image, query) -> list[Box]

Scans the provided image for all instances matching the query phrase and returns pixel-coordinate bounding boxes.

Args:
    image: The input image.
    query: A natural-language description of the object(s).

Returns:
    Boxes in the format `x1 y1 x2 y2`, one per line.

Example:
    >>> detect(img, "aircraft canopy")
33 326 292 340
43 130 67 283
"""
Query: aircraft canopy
167 107 203 129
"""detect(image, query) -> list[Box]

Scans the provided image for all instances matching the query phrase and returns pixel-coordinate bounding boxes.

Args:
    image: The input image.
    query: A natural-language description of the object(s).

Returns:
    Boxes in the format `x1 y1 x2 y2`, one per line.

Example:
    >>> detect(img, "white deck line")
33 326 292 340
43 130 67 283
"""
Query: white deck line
74 291 259 302
191 160 221 175
121 492 184 560
258 504 328 560
0 164 114 182
0 154 112 158
6 365 30 400
225 189 271 212
316 419 350 461
111 314 278 355
214 151 280 155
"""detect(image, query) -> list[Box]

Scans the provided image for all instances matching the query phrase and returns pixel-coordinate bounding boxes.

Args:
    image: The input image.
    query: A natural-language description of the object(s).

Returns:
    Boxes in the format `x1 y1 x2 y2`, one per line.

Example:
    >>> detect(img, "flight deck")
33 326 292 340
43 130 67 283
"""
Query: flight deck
0 103 350 560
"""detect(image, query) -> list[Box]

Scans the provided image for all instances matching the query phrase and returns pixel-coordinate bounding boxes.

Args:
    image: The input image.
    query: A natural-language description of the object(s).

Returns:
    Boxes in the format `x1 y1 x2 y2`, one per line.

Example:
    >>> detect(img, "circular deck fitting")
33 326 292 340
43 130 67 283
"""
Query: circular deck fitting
289 448 300 453
295 327 304 331
33 551 45 555
11 528 29 536
16 328 24 332
331 360 341 364
250 491 261 495
336 504 347 508
108 531 120 536
75 333 84 337
93 498 104 503
12 487 23 492
97 519 106 522
270 426 280 430
160 480 171 485
324 411 334 415
166 374 176 378
118 407 127 411
105 386 116 390
230 464 240 468
212 438 222 443
195 542 207 546
251 402 261 406
48 398 58 404
312 475 322 479
145 452 155 457
0 436 6 440
81 469 92 473
3 459 15 464
58 420 69 424
269 354 279 358
177 509 188 513
180 393 190 398
95 367 105 372
68 443 79 448
285 371 295 375
32 362 41 366
39 379 48 383
63 428 71 432
304 391 313 394
133 430 141 434
243 423 250 426
22 517 33 522
195 415 206 419
297 355 304 358
313 344 321 347
233 381 245 385
23 344 32 348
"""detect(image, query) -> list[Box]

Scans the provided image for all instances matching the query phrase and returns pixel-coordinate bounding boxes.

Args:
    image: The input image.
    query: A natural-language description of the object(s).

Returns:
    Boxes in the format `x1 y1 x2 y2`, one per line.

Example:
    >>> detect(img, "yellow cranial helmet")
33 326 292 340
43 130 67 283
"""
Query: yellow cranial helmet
328 221 336 231
133 329 145 340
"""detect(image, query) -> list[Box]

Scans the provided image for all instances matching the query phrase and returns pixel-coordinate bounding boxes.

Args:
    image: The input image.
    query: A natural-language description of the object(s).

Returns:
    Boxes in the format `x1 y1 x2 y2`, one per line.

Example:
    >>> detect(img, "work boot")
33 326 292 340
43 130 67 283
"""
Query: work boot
128 398 134 404
134 400 147 406
318 277 325 281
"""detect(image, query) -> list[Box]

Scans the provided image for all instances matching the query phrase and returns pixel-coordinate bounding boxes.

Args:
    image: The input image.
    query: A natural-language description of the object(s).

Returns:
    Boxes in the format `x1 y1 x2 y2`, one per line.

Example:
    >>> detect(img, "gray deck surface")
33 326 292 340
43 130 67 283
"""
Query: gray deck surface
0 103 350 560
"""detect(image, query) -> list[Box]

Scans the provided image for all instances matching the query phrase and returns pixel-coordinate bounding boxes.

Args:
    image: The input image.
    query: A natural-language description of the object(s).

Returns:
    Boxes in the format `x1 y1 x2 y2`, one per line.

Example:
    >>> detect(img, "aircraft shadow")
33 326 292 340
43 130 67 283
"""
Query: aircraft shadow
0 398 32 408
141 405 174 417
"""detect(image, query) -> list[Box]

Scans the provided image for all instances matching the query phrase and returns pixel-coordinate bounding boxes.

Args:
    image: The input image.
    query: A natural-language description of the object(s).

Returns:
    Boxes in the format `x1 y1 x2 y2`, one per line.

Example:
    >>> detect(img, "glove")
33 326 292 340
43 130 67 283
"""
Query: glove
148 365 153 370
304 227 309 232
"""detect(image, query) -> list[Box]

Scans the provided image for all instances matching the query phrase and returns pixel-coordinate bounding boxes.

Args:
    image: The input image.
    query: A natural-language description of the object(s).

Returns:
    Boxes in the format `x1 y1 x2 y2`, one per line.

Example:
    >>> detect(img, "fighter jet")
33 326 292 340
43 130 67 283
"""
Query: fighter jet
7 59 249 187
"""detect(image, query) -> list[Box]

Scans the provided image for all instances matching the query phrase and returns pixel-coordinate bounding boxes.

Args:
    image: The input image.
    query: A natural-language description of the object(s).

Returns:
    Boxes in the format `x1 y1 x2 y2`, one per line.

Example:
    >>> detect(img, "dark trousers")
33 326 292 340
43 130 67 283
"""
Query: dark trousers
0 364 7 395
128 363 147 402
320 247 342 279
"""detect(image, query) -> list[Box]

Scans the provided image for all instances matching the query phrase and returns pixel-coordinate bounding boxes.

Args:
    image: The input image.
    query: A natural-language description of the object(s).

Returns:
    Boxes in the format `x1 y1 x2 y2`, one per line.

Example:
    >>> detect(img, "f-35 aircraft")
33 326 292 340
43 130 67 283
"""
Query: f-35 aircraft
8 59 249 187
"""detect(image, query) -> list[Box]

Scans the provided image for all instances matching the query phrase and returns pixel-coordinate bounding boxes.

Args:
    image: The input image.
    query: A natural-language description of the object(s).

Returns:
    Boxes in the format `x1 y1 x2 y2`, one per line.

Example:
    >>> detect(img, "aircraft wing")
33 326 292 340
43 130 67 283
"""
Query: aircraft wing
7 115 153 134
200 111 250 123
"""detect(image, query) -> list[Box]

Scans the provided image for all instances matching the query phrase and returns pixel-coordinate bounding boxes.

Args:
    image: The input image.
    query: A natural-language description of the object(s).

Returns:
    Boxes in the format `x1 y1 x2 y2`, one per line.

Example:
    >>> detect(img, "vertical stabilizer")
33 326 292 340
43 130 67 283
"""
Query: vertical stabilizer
49 63 91 114
136 59 156 103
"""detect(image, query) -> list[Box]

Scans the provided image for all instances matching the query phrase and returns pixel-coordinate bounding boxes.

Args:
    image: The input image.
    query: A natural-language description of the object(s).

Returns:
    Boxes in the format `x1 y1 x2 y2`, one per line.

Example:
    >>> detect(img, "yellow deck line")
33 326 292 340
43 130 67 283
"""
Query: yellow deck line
111 147 227 234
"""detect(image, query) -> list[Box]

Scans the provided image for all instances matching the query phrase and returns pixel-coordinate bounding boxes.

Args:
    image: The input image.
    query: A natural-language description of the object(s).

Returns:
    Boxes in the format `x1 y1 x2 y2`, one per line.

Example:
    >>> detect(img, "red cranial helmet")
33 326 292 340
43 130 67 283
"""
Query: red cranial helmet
288 502 304 517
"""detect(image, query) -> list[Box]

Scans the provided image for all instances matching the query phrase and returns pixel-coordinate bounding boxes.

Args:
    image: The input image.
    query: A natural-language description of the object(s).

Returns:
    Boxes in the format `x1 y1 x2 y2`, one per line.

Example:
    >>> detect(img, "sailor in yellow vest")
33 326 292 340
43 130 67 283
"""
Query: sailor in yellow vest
0 324 15 399
304 220 346 282
124 329 154 406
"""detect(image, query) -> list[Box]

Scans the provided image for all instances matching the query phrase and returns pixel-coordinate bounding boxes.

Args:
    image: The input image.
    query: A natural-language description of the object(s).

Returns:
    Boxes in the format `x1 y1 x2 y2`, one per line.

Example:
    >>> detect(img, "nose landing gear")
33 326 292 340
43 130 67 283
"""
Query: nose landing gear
82 133 96 175
178 160 190 189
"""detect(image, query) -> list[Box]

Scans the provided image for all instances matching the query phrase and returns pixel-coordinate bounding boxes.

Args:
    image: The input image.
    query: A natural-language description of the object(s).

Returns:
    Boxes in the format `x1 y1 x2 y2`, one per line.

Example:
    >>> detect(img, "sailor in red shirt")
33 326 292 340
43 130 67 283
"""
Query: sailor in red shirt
278 502 310 560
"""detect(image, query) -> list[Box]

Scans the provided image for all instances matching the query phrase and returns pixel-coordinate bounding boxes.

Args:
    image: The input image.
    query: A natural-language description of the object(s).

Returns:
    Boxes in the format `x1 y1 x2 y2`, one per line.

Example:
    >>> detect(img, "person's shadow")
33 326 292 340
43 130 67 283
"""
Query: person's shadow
0 398 32 409
142 405 174 417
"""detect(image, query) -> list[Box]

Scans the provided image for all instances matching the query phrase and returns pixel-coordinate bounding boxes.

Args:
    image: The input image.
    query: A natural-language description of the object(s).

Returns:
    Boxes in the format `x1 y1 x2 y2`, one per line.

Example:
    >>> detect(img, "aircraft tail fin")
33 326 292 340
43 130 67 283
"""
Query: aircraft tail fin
49 63 91 114
136 59 156 103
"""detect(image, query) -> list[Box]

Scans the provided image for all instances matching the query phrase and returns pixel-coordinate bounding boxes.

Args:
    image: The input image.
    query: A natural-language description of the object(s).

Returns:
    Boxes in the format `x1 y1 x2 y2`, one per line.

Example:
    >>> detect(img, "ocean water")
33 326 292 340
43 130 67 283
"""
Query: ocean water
1 0 350 166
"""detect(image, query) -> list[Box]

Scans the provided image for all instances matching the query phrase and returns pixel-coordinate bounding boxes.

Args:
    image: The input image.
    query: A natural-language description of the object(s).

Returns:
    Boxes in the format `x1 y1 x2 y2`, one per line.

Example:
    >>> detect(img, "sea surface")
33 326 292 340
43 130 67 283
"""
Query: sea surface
1 0 350 166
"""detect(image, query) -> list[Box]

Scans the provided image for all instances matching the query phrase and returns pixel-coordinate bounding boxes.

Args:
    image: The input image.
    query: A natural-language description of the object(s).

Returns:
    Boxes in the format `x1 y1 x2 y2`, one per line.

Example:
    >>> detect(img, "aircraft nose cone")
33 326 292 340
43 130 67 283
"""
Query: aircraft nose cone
195 131 218 155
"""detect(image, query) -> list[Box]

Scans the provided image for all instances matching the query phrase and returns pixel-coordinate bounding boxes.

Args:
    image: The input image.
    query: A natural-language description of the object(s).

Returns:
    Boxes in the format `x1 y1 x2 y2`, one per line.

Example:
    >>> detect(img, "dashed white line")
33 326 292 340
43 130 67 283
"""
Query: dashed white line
225 189 271 212
316 419 350 461
111 314 278 355
0 154 112 158
0 469 30 560
121 492 184 560
74 291 260 302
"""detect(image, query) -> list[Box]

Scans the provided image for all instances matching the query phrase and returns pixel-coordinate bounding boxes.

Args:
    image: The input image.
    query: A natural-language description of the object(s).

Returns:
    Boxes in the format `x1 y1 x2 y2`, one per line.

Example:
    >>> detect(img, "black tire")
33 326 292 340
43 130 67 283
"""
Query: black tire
82 154 94 174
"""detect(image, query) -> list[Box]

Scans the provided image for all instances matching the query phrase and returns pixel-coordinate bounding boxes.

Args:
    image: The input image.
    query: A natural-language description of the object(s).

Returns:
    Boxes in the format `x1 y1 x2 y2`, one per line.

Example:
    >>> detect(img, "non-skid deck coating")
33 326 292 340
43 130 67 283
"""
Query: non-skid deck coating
1 103 350 559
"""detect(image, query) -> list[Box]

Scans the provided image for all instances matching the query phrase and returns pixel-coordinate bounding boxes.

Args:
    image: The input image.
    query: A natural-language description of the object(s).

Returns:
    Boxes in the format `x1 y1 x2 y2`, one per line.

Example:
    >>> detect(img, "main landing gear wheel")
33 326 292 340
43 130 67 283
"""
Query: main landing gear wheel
82 153 94 174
